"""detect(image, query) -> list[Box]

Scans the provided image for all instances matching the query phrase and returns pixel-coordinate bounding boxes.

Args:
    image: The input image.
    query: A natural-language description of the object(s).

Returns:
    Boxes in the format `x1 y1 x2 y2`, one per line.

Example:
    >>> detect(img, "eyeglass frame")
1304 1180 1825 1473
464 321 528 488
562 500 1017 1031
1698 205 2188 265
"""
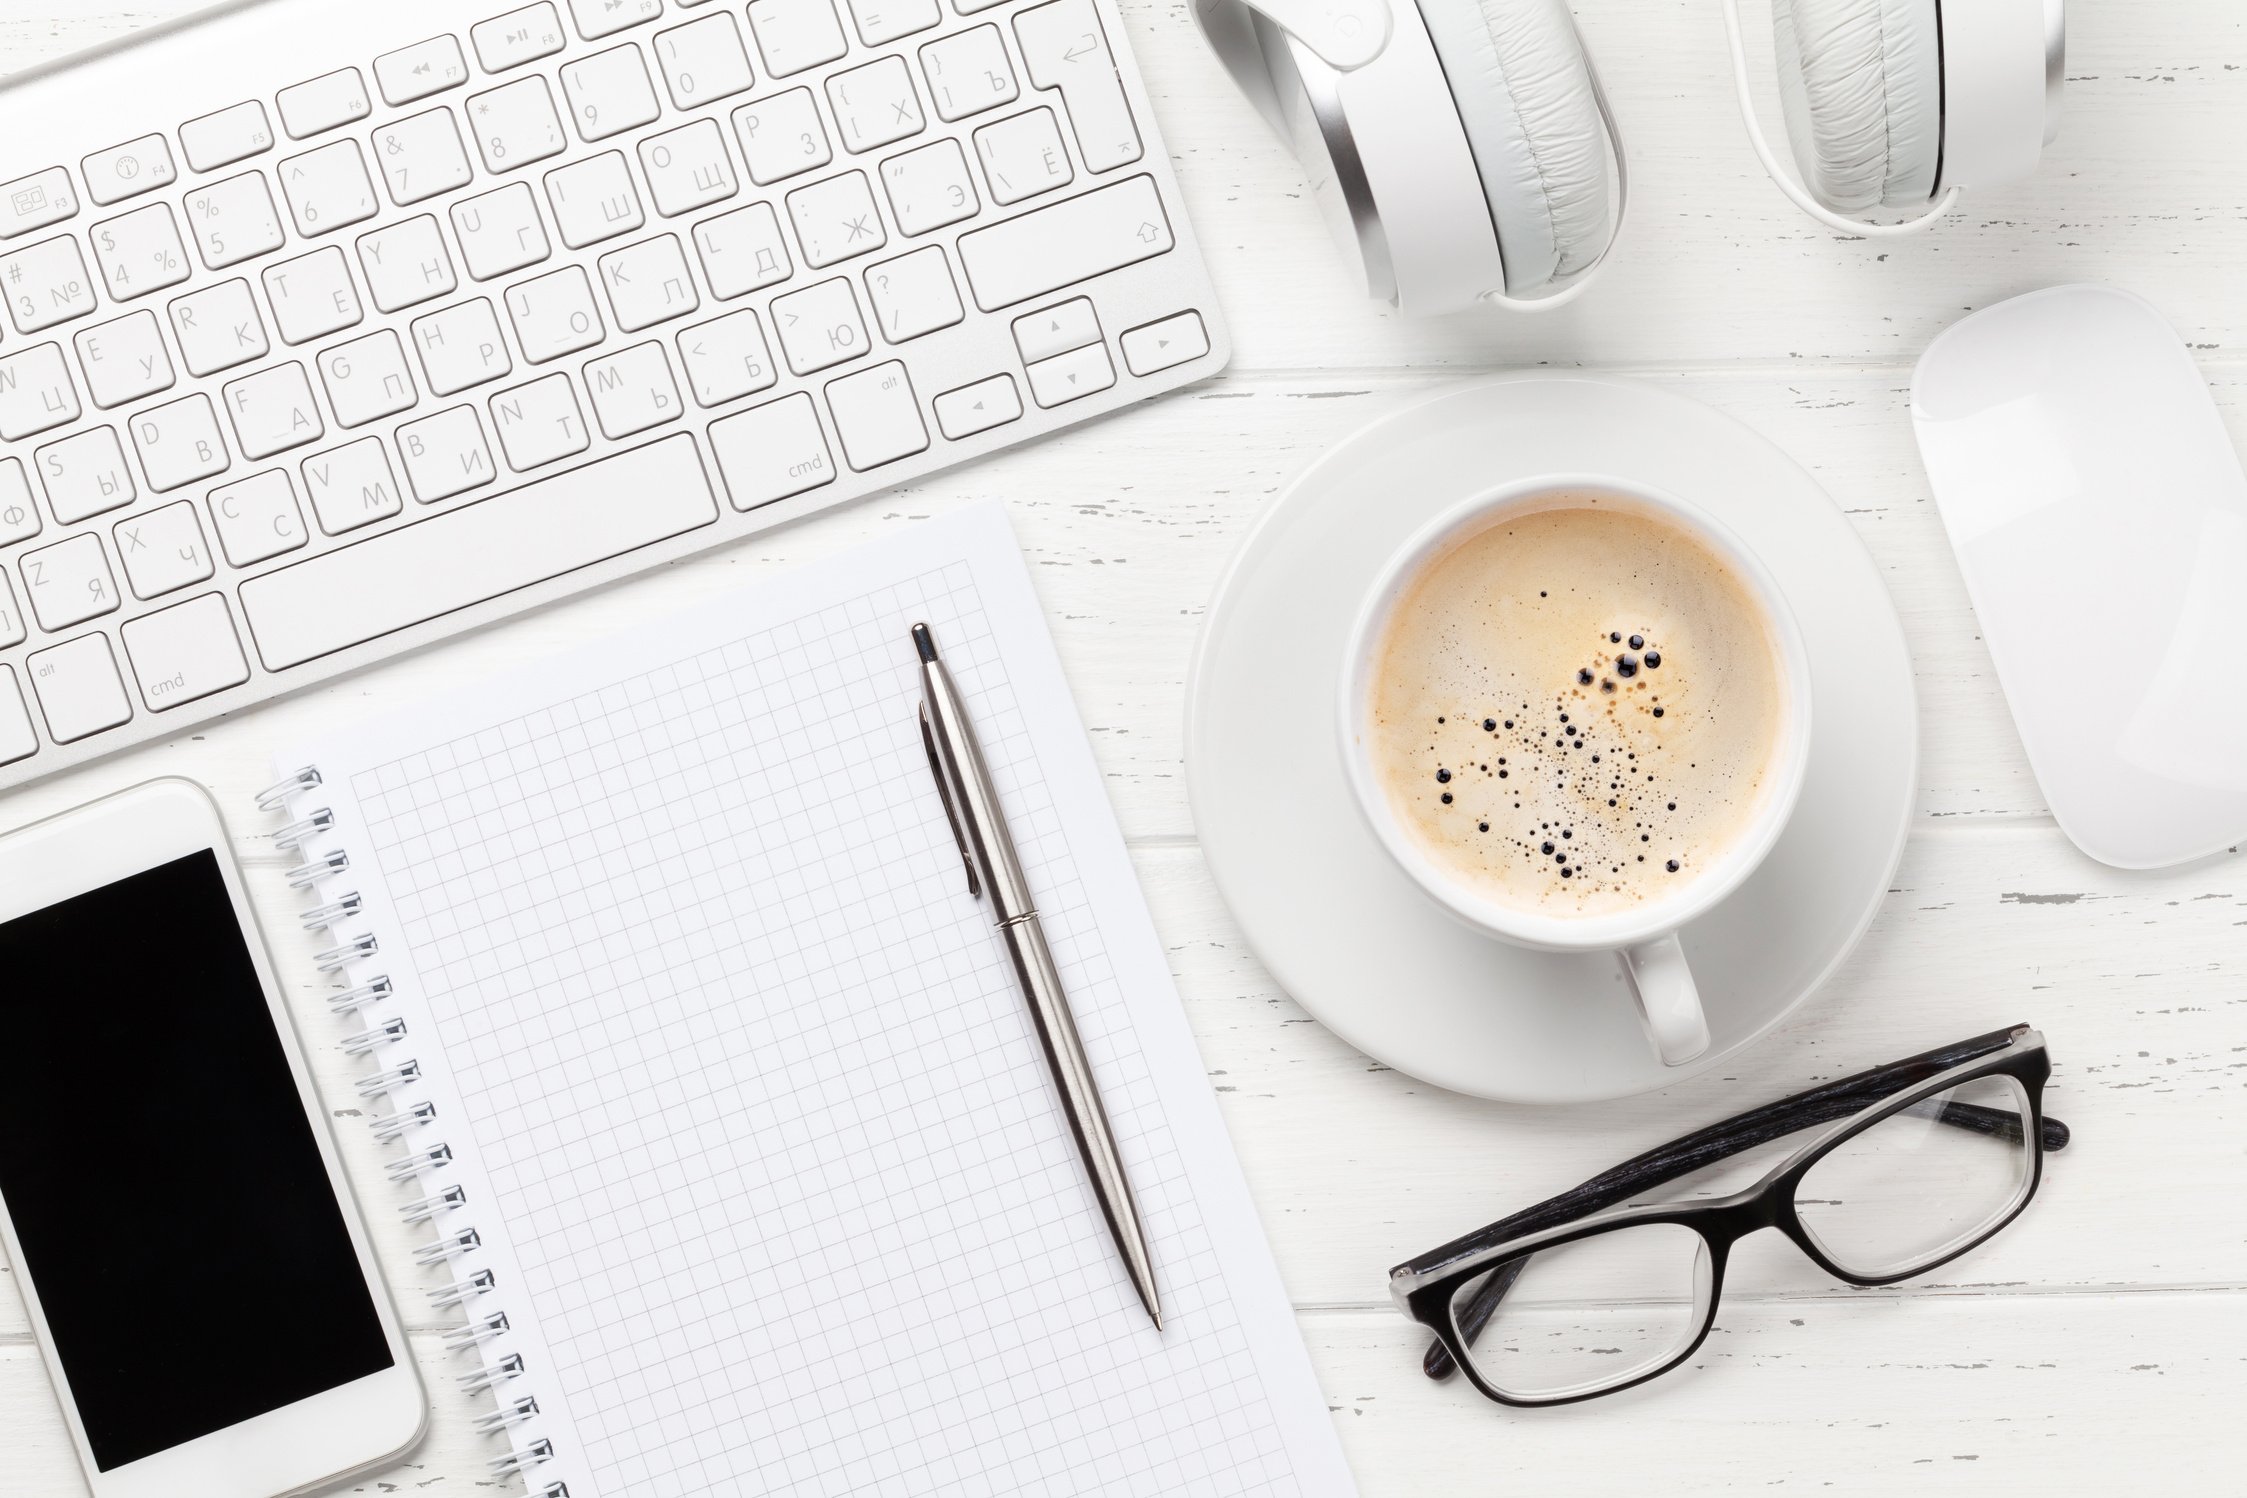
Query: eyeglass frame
1387 1023 2069 1408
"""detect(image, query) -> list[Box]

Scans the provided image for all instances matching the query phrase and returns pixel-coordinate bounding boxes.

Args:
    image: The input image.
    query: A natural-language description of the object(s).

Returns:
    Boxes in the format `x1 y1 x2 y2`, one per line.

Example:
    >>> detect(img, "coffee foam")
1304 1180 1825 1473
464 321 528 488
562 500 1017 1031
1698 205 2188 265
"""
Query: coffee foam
1366 498 1788 918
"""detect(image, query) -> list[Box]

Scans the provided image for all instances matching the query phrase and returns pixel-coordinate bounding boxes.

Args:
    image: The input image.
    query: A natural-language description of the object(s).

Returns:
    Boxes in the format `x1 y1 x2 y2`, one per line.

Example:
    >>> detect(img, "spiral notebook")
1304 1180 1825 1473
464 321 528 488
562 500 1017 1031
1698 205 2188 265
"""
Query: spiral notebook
264 504 1355 1498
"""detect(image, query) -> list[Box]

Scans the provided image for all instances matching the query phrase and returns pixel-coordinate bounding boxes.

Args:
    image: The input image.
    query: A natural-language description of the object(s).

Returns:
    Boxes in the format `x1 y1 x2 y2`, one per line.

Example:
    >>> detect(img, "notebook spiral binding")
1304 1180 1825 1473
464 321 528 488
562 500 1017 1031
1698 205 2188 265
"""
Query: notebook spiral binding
257 765 563 1487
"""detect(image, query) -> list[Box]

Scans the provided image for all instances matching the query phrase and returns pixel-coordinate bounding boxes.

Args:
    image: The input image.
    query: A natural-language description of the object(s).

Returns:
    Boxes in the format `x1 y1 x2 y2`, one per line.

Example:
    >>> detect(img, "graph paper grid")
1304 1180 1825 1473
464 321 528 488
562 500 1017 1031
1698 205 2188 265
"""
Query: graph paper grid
288 508 1351 1498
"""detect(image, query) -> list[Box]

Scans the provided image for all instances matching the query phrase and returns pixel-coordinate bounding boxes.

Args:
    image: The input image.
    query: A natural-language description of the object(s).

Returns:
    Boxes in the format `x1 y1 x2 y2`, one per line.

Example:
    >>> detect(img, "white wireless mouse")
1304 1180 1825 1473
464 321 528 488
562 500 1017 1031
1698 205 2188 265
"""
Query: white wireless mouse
1913 284 2247 869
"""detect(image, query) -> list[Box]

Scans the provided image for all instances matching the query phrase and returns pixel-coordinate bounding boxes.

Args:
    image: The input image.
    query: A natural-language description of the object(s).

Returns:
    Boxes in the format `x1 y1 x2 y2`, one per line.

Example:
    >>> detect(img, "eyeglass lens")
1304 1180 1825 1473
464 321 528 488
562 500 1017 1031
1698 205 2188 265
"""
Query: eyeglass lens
1793 1073 2036 1278
1447 1222 1712 1400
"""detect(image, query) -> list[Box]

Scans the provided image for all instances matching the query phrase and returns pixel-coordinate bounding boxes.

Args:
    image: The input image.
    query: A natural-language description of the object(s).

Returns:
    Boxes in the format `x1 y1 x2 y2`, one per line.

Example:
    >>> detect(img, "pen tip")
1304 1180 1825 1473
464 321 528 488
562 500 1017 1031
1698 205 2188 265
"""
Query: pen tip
911 623 937 663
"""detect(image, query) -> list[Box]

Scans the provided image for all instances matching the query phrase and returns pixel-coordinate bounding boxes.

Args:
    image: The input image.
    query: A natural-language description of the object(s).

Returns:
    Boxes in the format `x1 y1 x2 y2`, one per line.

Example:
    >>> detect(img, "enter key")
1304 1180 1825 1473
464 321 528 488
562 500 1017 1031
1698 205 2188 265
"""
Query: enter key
1014 0 1143 173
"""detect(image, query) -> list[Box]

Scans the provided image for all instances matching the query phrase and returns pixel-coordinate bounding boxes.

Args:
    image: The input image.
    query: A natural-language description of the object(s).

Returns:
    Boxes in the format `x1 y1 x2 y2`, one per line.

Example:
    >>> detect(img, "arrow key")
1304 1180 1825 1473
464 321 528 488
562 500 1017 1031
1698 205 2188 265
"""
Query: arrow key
1120 310 1208 377
933 373 1021 440
1024 340 1113 409
1011 295 1098 362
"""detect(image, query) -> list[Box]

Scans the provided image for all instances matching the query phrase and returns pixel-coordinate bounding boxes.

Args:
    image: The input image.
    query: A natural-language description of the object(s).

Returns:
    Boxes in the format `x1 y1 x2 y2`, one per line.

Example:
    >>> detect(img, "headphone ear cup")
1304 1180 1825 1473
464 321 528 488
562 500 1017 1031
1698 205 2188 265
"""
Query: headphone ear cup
1771 0 1941 212
1416 0 1614 298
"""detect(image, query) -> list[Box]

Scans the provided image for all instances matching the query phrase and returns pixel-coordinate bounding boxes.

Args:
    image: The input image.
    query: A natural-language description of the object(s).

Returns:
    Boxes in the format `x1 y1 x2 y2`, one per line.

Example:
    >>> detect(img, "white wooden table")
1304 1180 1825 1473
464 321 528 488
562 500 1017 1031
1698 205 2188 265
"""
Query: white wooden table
3 2 2244 1493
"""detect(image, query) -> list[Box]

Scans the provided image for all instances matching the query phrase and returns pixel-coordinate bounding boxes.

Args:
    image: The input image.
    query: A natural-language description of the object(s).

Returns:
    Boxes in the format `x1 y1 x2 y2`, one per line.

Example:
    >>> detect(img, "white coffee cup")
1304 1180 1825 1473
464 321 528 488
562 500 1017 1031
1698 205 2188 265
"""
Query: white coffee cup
1337 475 1813 1067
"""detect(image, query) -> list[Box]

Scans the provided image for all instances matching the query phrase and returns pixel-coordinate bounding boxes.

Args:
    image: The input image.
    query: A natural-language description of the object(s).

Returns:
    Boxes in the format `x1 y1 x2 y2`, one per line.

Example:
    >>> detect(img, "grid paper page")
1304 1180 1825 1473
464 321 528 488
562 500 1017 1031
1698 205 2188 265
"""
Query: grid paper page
282 506 1355 1498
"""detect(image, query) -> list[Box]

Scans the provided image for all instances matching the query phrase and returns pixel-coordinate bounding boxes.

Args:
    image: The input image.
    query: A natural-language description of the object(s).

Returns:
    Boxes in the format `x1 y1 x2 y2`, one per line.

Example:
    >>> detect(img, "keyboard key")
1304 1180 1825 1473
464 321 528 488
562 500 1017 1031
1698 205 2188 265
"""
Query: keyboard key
546 152 644 248
413 298 513 394
373 110 475 207
3 237 98 334
824 360 926 469
467 77 569 173
128 394 230 492
920 26 1017 121
122 592 250 709
0 460 41 548
844 0 940 45
82 136 178 207
880 138 978 235
239 434 716 668
584 341 683 436
319 329 421 426
397 405 497 500
90 204 191 301
562 44 663 142
209 469 308 565
21 533 120 631
506 265 607 361
0 574 20 646
169 279 269 375
955 0 1010 13
600 234 700 330
0 343 81 440
277 69 374 140
114 500 216 599
677 308 777 406
1014 0 1143 171
956 173 1170 310
709 392 833 506
1012 296 1097 361
185 174 287 271
747 0 850 78
452 185 554 284
224 362 325 459
75 310 175 409
358 216 459 311
181 102 277 173
263 246 364 345
771 276 868 374
473 4 569 71
1120 310 1208 375
376 36 472 106
865 245 962 342
639 120 739 218
302 438 405 532
653 14 756 110
974 108 1072 204
0 665 33 764
1025 339 1113 406
0 168 80 240
692 202 791 298
490 373 590 469
826 56 925 154
787 171 886 267
735 90 835 189
36 426 135 523
280 140 381 236
27 632 131 742
932 372 1020 439
569 0 662 38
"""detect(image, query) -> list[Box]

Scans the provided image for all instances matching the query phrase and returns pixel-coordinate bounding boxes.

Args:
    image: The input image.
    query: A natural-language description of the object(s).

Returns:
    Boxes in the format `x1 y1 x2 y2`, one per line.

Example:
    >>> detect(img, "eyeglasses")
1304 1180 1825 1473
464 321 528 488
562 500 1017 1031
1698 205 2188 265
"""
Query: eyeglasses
1389 1024 2069 1407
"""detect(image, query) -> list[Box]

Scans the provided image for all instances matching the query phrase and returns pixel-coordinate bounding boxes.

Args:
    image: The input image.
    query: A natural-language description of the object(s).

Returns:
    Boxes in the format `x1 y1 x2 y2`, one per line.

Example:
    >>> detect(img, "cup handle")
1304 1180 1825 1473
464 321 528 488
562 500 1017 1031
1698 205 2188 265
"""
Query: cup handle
1619 934 1712 1067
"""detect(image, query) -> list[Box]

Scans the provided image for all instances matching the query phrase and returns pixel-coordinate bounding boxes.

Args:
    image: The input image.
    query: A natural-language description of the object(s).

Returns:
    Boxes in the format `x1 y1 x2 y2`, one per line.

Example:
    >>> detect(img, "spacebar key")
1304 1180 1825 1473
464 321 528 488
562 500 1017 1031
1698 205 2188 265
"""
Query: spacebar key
957 175 1173 312
240 436 717 670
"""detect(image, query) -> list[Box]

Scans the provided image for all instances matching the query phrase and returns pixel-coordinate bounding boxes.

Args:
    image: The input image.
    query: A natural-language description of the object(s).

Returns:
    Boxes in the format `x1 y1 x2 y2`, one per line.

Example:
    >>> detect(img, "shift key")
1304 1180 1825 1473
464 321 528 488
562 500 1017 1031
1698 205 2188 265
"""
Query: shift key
956 175 1170 312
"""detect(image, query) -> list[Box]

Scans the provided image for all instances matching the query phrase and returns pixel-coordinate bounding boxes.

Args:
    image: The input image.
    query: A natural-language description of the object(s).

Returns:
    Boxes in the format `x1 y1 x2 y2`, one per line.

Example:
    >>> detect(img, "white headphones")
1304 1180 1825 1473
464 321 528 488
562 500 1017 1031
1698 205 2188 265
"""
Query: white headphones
1192 0 2063 316
1726 0 2065 235
1191 0 1628 316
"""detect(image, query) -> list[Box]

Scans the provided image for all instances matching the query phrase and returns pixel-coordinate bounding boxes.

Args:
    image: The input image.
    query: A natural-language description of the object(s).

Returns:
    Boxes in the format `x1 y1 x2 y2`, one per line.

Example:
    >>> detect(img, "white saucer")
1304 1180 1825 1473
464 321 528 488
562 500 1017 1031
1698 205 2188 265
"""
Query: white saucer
1184 376 1917 1104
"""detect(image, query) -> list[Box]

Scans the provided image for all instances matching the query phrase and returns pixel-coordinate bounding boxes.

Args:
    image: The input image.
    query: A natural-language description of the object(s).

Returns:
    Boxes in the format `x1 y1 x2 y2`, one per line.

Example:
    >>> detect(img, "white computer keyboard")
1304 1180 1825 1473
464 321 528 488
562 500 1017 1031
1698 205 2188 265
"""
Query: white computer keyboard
0 0 1225 792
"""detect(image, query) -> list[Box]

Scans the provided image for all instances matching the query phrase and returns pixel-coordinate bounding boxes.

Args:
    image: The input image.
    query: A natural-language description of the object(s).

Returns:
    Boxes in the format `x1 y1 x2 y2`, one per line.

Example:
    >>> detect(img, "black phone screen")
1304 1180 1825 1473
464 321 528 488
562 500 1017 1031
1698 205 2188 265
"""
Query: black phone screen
0 850 394 1471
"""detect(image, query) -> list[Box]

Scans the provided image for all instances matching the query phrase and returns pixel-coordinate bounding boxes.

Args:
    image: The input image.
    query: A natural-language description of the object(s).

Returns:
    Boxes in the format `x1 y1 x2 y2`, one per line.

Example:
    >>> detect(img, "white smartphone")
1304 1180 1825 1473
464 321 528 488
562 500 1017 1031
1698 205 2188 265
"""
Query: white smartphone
0 778 426 1498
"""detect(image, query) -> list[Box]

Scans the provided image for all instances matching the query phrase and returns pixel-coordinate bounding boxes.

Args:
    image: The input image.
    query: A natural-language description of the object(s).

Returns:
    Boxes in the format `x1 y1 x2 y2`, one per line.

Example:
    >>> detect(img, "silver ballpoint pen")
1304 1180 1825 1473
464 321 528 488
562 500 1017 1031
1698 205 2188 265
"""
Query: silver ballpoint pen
912 622 1163 1330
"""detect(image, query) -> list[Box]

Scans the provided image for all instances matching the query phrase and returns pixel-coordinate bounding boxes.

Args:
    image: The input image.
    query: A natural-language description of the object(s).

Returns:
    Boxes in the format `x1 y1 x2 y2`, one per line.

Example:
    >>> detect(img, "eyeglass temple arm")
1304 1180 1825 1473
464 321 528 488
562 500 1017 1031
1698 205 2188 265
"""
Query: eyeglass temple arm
1420 1024 2068 1380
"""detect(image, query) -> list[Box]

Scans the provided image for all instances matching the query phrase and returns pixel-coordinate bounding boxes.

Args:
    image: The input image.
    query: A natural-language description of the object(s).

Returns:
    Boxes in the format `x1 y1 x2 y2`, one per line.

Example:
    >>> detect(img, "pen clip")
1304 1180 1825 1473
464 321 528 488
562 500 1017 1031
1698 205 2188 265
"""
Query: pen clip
920 700 981 900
